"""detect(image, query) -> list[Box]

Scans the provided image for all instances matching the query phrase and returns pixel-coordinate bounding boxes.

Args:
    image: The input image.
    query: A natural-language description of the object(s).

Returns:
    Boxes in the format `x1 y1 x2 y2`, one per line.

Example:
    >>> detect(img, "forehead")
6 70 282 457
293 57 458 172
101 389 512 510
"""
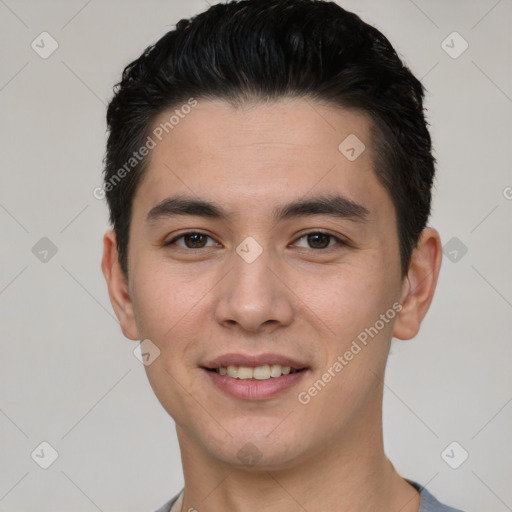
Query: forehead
133 97 391 222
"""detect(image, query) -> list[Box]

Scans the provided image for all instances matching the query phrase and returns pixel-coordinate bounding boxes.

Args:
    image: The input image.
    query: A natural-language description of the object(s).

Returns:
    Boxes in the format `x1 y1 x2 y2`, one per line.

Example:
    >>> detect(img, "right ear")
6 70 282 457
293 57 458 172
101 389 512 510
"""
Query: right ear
101 229 139 340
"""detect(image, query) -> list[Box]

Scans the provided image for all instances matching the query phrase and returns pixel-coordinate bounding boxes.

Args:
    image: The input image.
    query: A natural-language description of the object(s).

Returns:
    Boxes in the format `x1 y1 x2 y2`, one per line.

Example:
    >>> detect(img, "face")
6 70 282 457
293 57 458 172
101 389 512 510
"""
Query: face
112 97 411 469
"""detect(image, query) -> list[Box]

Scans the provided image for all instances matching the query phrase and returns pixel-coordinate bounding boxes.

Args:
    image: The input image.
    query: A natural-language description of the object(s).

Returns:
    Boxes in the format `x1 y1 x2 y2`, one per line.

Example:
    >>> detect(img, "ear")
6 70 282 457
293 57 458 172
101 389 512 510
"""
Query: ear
101 229 139 340
393 228 442 340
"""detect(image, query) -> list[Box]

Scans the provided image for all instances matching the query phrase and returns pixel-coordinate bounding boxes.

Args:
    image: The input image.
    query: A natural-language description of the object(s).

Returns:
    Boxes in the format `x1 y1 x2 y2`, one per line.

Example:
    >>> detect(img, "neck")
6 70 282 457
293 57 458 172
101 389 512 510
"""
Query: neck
174 387 419 512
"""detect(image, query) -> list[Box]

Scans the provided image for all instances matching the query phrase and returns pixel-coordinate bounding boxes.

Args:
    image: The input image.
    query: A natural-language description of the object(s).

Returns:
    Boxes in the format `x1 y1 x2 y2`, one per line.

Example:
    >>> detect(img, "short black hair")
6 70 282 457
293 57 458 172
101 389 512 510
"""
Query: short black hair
103 0 435 279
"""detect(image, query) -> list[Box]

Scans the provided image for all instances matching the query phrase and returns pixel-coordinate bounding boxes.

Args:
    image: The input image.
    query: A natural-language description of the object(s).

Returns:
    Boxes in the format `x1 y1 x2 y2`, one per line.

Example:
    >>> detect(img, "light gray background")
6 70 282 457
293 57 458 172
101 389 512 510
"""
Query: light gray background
1 1 511 511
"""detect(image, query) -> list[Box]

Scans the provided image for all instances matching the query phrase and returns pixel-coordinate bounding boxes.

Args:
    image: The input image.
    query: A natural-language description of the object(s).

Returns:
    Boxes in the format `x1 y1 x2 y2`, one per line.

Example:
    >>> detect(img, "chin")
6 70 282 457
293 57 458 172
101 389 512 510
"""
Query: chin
202 428 305 471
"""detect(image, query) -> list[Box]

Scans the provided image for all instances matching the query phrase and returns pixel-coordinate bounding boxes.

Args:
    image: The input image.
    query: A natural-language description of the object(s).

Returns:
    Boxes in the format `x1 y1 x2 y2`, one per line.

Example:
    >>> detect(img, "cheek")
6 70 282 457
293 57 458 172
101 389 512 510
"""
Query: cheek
295 270 396 428
130 267 209 420
130 264 201 343
295 259 398 344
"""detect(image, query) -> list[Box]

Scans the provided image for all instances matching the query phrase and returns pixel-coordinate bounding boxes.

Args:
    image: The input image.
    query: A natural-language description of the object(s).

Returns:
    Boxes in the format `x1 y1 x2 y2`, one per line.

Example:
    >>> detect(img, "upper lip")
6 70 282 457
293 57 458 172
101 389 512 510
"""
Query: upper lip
203 352 309 370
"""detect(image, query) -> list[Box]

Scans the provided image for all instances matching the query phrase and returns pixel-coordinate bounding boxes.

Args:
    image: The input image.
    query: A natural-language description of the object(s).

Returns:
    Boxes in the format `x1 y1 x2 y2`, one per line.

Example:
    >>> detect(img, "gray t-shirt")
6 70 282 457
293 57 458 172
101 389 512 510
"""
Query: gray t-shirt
154 480 465 511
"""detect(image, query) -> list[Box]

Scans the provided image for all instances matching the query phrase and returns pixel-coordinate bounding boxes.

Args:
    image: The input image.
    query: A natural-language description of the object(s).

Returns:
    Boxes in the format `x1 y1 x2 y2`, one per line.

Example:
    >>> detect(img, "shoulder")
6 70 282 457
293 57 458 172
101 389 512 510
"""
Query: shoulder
153 489 182 512
155 483 467 512
407 480 466 512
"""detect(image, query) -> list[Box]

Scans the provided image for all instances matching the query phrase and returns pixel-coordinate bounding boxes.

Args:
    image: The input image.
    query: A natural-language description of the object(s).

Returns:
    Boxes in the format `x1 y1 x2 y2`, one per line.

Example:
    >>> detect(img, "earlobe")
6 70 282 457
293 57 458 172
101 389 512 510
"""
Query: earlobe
101 229 140 340
393 228 443 340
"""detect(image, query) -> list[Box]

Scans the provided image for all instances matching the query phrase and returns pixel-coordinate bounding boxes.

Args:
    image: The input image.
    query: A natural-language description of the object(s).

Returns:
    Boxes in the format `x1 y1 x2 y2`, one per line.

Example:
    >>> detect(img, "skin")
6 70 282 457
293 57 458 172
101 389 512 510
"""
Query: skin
102 97 442 512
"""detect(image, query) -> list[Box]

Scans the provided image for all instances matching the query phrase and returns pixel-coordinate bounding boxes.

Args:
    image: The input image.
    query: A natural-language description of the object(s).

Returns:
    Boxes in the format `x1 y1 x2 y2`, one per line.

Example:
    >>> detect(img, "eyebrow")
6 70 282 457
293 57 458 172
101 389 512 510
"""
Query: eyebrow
145 194 370 224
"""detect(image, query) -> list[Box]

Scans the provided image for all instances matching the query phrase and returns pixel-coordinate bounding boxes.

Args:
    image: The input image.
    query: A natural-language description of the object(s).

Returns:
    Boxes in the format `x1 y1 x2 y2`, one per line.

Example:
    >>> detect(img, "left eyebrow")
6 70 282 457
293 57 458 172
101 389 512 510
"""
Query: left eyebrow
145 193 370 225
273 194 370 223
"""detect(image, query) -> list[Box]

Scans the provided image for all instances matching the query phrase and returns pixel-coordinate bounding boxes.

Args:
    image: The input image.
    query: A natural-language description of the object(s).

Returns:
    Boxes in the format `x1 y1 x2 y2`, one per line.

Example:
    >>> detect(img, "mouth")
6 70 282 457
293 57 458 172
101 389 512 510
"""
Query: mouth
203 364 306 380
201 354 310 400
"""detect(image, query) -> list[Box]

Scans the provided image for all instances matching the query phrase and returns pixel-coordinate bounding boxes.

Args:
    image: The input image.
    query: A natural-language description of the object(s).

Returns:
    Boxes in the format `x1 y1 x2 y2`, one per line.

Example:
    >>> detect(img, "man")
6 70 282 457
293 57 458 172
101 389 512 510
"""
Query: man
101 1 464 510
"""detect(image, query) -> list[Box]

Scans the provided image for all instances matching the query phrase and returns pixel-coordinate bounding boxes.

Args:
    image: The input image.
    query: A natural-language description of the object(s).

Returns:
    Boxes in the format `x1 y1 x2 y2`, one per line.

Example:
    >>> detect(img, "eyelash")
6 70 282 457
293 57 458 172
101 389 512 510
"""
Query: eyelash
165 230 347 251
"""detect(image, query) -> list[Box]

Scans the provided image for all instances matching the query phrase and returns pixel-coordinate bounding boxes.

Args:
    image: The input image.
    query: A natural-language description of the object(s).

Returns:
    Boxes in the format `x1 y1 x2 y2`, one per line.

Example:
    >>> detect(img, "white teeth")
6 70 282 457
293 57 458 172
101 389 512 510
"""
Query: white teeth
227 365 238 378
238 366 254 379
253 365 270 380
269 364 282 378
215 364 297 380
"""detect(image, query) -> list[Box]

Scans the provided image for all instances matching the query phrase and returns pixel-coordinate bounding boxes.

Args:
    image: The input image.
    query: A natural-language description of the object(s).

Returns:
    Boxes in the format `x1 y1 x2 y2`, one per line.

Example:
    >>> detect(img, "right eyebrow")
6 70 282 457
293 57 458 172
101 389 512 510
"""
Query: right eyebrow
146 196 233 224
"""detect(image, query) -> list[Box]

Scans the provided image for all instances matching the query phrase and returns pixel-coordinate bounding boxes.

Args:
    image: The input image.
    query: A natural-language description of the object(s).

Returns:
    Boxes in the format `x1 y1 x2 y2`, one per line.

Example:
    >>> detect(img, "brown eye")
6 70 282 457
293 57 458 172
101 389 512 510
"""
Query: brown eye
183 233 208 248
306 233 331 249
295 231 343 250
166 232 218 249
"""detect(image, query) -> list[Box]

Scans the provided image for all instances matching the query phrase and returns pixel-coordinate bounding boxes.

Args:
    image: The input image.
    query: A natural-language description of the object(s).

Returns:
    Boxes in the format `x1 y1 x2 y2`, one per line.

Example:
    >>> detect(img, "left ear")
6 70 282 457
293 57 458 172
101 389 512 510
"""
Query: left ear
393 228 443 340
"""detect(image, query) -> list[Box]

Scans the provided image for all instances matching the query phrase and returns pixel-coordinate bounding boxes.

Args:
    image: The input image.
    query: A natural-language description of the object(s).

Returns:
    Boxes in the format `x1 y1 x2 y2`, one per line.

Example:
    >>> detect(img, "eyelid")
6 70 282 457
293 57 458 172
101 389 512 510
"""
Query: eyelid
166 230 219 247
165 229 348 250
292 230 348 249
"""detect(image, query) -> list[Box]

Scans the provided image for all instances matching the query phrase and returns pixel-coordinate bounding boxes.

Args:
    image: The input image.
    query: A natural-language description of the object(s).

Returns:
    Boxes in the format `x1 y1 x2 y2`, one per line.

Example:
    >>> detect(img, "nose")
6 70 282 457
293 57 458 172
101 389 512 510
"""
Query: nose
213 244 294 334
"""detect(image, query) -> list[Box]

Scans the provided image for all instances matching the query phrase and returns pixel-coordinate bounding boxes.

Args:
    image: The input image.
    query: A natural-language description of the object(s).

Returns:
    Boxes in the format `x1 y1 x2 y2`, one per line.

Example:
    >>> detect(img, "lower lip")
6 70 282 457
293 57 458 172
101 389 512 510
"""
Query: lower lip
204 369 308 400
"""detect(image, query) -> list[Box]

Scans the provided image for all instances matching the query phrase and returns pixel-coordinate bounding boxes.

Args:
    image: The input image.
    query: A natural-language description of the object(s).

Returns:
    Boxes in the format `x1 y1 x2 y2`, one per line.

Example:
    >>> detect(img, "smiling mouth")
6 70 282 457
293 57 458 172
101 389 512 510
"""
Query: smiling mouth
204 364 307 380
